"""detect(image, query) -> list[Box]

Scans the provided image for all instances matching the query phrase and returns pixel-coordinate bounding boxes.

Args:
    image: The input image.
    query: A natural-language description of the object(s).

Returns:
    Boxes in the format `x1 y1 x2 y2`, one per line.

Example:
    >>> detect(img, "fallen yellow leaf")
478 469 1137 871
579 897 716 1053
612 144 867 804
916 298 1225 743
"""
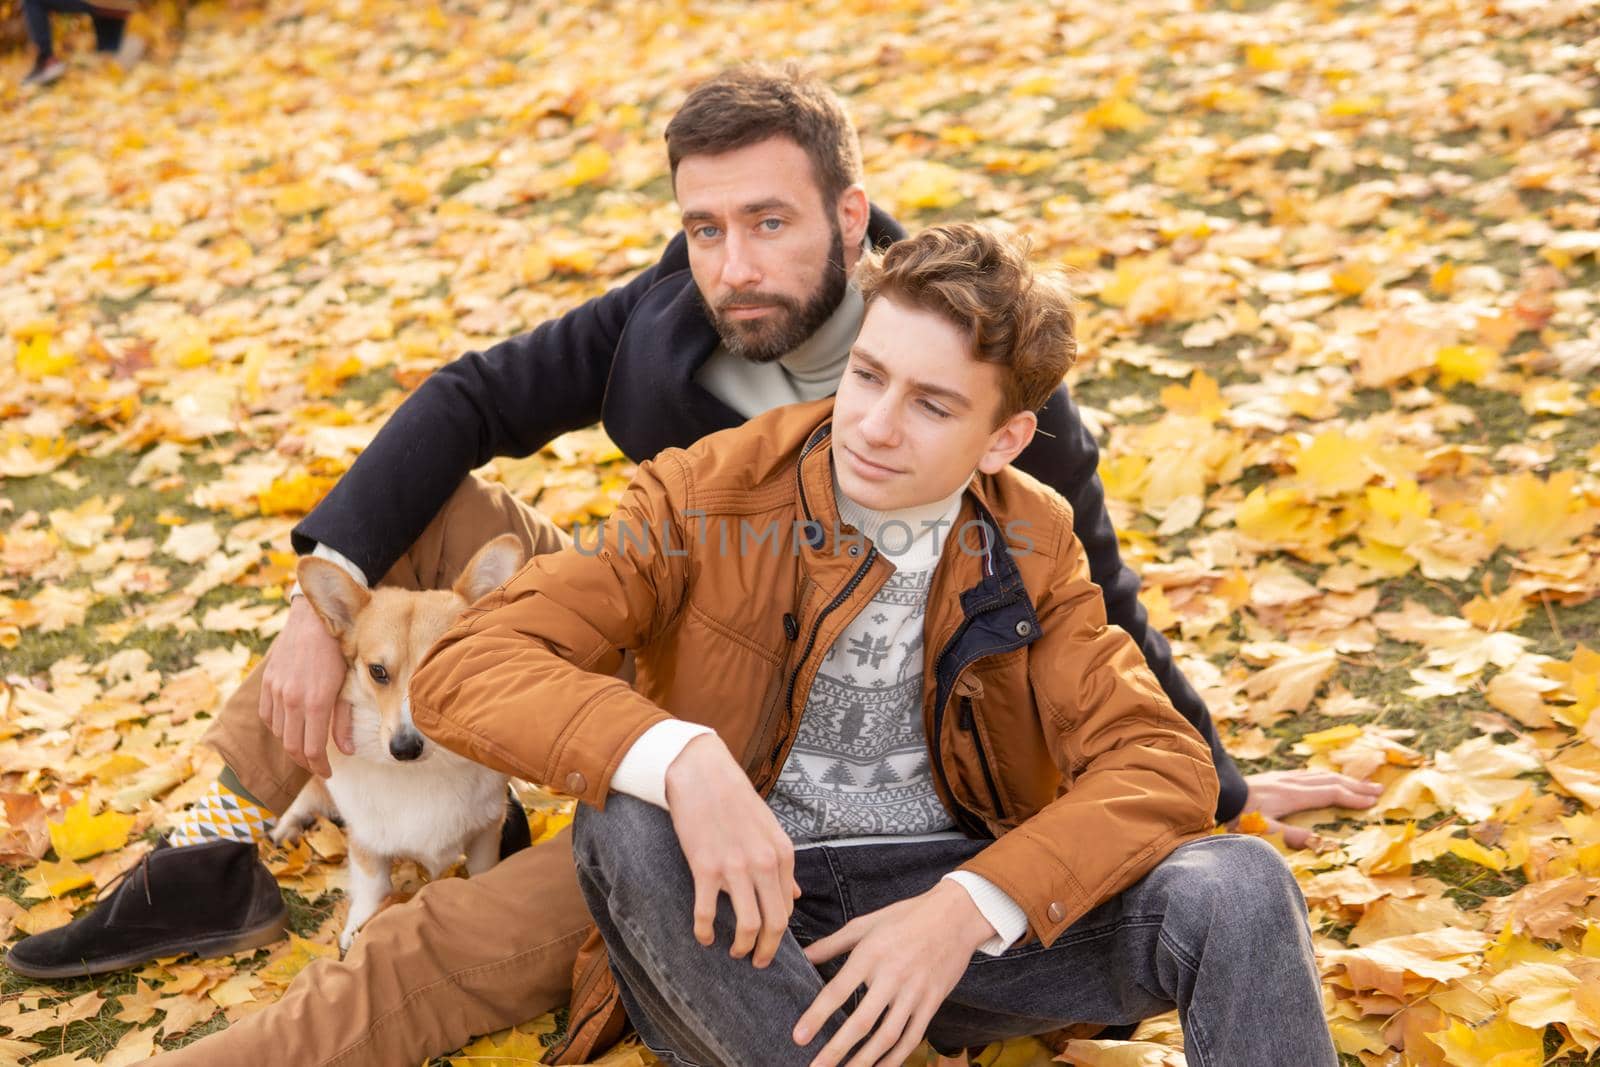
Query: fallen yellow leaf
48 798 135 861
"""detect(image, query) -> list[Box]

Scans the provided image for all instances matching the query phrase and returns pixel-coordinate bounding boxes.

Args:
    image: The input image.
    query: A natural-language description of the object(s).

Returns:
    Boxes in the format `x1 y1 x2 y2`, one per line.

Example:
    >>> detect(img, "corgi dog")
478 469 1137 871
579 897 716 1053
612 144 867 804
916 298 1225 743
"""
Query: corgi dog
269 534 526 950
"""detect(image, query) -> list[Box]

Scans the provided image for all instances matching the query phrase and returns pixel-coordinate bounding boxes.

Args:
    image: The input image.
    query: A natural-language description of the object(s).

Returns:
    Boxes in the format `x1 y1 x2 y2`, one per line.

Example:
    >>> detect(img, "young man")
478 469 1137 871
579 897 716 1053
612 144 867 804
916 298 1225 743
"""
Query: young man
11 65 1372 1065
407 224 1337 1066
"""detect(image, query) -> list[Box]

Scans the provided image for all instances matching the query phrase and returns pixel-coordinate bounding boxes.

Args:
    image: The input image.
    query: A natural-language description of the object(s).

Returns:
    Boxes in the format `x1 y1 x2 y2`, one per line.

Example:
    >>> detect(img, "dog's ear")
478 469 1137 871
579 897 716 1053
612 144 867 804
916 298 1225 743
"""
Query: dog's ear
453 534 527 605
297 558 372 641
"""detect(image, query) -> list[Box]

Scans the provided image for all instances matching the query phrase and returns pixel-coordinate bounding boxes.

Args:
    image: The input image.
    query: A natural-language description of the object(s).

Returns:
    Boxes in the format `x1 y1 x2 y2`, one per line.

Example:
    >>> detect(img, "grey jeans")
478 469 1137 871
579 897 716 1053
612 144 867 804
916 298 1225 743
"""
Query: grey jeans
573 796 1336 1067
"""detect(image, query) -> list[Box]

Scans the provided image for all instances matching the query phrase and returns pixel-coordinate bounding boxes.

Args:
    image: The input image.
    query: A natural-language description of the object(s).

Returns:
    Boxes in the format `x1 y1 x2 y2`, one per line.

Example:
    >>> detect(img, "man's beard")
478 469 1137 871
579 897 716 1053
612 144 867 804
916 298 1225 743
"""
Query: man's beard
706 224 848 365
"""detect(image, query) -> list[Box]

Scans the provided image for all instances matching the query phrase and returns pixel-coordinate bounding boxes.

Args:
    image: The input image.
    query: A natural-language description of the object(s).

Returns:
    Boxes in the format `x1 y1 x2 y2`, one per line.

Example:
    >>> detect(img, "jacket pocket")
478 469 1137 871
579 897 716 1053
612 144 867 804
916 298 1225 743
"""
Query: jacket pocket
959 697 1008 821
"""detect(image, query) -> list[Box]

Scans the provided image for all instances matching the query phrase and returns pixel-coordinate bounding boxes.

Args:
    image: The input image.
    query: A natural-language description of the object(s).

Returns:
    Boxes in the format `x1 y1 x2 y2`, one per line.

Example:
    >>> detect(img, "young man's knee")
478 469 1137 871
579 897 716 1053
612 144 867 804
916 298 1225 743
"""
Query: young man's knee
572 795 677 880
1165 835 1305 923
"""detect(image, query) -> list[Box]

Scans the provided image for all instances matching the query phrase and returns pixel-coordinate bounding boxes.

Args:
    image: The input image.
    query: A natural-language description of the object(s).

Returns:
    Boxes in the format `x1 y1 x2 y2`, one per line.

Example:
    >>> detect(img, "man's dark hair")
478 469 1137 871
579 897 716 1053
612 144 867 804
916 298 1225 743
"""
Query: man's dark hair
665 63 863 209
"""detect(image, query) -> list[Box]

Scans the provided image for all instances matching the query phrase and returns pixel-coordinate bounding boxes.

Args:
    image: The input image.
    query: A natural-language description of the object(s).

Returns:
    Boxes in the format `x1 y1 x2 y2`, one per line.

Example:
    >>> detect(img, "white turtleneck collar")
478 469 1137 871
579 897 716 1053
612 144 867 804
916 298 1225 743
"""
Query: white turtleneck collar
831 464 967 572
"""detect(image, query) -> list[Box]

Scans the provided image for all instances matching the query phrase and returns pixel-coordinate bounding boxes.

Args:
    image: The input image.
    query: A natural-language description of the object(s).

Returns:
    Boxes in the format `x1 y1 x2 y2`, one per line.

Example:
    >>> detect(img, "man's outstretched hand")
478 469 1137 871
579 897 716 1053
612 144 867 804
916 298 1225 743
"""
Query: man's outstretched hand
1235 769 1384 848
795 881 995 1067
258 595 354 779
664 733 800 969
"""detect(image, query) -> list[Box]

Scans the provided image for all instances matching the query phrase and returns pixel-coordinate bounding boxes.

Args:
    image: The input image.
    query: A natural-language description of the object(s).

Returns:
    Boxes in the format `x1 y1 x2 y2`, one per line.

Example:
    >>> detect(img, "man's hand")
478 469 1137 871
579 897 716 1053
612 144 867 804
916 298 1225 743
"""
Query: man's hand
1235 769 1384 848
664 734 799 968
258 596 353 779
794 881 993 1067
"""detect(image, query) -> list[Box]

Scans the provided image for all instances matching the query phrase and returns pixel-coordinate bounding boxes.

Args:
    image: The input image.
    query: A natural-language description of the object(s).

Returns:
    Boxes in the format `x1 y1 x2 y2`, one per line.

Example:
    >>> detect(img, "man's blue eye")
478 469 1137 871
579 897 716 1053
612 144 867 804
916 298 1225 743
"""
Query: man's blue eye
759 218 782 231
694 225 721 239
922 402 951 418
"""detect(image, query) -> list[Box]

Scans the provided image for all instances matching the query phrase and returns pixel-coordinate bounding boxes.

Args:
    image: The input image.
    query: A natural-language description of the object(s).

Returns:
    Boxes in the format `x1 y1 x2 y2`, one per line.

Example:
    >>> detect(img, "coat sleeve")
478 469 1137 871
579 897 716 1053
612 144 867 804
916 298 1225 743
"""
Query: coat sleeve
956 506 1220 947
291 237 690 586
1015 384 1249 821
406 452 692 810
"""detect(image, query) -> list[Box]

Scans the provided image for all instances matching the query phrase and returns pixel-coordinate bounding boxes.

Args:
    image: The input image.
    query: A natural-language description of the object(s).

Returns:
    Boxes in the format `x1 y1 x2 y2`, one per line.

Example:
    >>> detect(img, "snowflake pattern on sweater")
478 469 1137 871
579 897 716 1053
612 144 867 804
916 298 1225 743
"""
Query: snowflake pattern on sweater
768 564 955 842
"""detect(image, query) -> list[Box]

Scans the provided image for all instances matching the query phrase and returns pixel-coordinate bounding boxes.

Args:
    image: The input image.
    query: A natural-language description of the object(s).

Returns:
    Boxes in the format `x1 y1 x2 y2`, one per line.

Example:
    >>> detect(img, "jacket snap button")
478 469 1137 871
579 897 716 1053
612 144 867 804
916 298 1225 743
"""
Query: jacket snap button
848 544 860 557
564 771 588 794
1015 620 1033 638
1047 901 1065 924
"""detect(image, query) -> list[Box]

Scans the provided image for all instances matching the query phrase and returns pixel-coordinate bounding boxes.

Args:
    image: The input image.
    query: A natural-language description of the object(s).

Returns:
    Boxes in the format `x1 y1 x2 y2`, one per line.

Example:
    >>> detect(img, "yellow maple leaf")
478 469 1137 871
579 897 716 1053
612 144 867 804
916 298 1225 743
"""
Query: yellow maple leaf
449 1020 556 1065
305 355 364 399
1521 379 1584 416
1543 646 1600 729
1492 471 1600 551
48 798 135 861
1548 740 1600 808
1431 261 1457 294
1159 370 1226 421
22 857 95 898
1298 723 1364 752
1099 254 1156 309
258 934 340 988
896 163 965 211
1138 586 1178 633
1084 93 1153 132
1463 581 1531 633
1448 836 1510 871
15 333 77 380
1236 486 1335 555
1098 454 1150 502
1331 261 1376 296
1435 344 1499 387
1425 1014 1544 1067
273 181 330 217
562 143 612 188
1361 479 1433 548
257 472 339 517
1291 431 1373 497
1329 94 1383 117
1244 43 1284 71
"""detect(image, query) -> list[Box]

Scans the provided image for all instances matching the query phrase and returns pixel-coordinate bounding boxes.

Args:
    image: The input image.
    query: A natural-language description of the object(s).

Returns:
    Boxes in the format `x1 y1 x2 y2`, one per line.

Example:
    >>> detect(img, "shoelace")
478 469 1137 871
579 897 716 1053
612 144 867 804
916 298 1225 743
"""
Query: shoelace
95 843 164 907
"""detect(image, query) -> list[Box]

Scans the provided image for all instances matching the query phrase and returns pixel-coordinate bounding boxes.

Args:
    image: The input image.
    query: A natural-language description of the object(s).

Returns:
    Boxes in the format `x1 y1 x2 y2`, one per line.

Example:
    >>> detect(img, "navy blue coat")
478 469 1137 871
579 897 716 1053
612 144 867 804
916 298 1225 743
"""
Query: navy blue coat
293 206 1248 819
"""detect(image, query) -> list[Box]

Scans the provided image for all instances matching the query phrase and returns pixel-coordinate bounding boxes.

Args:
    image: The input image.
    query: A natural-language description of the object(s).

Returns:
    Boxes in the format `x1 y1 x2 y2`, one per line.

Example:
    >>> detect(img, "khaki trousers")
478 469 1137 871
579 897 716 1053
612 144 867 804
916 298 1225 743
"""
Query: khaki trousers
152 477 592 1066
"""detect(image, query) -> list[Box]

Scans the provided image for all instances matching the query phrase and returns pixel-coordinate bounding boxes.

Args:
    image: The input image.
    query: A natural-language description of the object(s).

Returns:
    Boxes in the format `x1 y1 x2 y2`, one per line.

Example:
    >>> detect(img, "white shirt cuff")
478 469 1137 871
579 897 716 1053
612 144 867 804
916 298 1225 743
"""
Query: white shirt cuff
290 542 371 600
941 872 1029 956
610 720 716 809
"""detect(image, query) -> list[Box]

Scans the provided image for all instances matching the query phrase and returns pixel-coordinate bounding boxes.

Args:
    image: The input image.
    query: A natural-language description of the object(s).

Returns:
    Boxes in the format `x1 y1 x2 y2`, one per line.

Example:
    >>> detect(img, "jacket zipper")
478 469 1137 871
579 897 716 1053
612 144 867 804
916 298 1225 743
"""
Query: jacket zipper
959 697 1008 820
768 546 879 773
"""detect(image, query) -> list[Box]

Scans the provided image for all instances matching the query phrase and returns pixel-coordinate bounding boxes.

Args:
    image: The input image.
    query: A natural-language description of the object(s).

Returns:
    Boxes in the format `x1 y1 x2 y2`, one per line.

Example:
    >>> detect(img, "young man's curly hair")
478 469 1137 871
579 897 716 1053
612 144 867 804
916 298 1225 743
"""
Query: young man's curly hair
856 224 1077 422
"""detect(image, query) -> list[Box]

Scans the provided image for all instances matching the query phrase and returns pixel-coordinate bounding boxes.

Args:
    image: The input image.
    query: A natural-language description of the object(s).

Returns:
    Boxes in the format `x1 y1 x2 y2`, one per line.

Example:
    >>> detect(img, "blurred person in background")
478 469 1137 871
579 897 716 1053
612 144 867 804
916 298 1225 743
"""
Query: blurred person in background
19 0 142 87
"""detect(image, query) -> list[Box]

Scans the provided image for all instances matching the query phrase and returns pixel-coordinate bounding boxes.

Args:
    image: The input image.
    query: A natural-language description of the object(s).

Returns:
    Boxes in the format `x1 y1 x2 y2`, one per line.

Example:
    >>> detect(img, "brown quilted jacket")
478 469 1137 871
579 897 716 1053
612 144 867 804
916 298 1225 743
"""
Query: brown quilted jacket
408 398 1219 1062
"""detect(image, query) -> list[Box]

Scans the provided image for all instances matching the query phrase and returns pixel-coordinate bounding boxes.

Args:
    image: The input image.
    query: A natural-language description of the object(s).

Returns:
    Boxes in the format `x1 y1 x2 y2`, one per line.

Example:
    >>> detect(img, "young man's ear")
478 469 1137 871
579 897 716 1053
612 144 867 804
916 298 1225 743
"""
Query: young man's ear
837 184 870 269
976 411 1038 476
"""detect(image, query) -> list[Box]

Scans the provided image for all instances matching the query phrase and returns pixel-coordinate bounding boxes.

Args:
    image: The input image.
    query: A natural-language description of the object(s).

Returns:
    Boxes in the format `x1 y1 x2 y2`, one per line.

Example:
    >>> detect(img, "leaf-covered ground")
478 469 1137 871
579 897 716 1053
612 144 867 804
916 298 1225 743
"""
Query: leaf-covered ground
3 0 1599 1063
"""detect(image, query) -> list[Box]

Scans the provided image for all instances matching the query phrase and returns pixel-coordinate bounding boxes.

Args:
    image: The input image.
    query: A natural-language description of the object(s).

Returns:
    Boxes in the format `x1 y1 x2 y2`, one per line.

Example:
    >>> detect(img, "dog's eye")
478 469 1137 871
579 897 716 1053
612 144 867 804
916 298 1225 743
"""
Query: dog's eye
368 664 389 684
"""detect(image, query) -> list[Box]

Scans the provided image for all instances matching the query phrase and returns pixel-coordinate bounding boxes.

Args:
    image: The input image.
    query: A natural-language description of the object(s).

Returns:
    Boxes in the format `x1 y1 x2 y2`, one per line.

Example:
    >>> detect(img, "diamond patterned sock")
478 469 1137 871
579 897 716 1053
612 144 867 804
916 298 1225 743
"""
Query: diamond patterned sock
167 779 277 847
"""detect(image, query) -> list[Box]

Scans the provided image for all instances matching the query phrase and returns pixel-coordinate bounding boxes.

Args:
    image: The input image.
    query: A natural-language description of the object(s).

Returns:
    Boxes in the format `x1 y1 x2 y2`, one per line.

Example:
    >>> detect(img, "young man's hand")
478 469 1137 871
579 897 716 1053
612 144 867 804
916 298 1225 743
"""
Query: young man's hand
258 596 354 779
794 880 995 1067
664 733 800 968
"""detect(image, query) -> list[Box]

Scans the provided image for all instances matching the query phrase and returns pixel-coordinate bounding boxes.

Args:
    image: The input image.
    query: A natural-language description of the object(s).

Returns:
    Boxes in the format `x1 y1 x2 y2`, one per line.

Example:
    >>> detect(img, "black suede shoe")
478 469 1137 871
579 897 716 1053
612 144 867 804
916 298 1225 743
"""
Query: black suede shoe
3 838 287 980
498 787 532 860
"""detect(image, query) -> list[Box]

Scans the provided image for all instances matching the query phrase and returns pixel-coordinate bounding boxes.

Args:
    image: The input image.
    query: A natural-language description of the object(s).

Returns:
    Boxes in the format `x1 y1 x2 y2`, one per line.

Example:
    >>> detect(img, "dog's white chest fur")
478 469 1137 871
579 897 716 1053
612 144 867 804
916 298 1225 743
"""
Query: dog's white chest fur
326 751 508 874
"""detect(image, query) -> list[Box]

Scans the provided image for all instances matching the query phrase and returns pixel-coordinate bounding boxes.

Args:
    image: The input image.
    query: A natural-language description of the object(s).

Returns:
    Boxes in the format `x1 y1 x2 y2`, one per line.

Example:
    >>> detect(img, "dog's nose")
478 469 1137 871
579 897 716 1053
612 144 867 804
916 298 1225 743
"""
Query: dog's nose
389 731 425 762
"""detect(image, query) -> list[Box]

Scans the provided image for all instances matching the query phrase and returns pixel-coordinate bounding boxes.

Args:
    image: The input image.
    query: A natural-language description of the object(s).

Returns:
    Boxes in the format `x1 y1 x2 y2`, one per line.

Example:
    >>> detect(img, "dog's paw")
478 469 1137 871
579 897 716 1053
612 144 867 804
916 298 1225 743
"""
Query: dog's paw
268 817 309 846
338 923 359 953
